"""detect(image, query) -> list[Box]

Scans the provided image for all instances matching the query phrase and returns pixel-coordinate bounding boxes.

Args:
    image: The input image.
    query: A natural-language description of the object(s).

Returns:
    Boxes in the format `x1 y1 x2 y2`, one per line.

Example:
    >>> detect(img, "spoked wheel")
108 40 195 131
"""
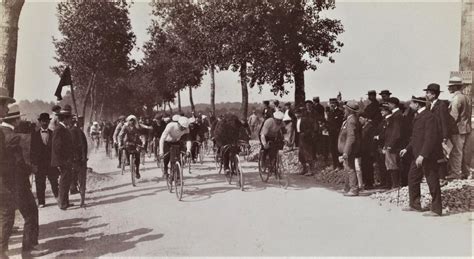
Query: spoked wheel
166 171 172 193
258 150 270 182
130 154 136 187
235 155 244 191
174 162 184 201
276 153 289 189
199 145 204 164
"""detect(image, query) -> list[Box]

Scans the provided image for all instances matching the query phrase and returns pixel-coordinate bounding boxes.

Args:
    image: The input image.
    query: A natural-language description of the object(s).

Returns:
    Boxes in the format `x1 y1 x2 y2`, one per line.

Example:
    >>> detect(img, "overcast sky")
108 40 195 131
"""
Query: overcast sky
14 0 462 106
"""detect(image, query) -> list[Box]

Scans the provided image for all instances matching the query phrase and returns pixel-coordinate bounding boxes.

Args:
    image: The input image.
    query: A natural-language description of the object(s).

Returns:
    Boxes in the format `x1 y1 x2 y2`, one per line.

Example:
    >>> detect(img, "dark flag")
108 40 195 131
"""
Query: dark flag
55 66 72 101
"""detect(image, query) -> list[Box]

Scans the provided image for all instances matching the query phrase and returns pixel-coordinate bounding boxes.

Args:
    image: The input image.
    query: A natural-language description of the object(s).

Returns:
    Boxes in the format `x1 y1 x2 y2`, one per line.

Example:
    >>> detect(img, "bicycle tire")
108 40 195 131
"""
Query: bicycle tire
131 154 136 187
226 156 233 184
199 144 204 164
258 150 270 182
121 149 126 175
174 161 184 201
166 167 172 193
276 152 289 189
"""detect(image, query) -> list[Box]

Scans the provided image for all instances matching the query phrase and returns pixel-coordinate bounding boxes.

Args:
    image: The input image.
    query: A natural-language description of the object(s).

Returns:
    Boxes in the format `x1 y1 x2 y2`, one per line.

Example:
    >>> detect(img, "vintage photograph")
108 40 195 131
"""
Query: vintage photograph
0 0 472 257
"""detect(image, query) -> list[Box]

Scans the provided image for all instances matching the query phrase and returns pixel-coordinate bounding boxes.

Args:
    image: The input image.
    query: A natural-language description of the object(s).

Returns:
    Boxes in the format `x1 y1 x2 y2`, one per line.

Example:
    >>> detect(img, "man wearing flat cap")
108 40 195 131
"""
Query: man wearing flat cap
383 97 403 188
30 113 59 207
0 88 18 257
424 83 453 181
51 104 75 210
445 77 472 180
400 96 443 216
338 101 362 196
0 103 39 252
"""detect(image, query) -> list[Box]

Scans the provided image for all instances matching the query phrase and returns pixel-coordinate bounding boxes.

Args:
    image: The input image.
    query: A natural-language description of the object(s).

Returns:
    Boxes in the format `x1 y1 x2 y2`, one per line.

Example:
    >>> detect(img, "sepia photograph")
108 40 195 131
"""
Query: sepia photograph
0 0 472 257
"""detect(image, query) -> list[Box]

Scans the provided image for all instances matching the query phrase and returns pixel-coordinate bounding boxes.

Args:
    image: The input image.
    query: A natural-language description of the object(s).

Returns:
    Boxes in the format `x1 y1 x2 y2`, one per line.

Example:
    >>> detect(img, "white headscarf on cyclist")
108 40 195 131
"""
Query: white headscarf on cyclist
273 111 284 120
172 114 180 122
126 115 137 122
178 116 190 128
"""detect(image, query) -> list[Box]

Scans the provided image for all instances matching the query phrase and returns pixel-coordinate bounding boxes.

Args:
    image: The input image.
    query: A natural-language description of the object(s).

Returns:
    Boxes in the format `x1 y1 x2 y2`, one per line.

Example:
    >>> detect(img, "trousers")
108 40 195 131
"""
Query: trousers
448 133 471 177
35 166 59 205
57 165 73 209
408 159 442 215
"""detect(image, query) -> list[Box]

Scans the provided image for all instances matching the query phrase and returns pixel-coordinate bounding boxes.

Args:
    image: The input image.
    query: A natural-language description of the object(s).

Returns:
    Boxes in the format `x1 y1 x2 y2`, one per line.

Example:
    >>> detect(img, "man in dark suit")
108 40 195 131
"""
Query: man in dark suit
327 98 344 169
30 113 59 207
359 112 377 189
338 101 362 196
384 97 403 188
295 107 317 176
51 105 75 210
424 83 454 182
312 97 325 119
70 116 88 207
262 100 274 120
400 96 443 216
0 88 17 257
364 90 383 126
1 104 39 253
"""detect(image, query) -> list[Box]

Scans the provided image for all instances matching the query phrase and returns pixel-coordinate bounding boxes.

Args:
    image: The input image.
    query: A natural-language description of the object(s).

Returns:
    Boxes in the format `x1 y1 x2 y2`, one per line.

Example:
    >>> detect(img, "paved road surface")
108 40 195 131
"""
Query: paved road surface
7 149 473 257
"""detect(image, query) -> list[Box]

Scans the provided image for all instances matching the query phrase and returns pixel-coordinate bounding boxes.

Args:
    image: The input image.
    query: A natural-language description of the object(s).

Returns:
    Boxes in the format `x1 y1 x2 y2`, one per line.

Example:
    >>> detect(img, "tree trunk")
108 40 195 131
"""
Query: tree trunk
460 0 473 98
189 85 195 113
0 0 25 97
240 62 248 119
293 63 305 108
81 73 95 118
210 64 216 114
177 90 182 113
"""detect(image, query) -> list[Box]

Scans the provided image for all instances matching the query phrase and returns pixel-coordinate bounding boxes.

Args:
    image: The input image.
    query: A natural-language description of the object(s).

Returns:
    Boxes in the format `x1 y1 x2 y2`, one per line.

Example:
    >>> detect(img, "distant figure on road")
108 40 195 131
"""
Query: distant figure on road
248 110 258 138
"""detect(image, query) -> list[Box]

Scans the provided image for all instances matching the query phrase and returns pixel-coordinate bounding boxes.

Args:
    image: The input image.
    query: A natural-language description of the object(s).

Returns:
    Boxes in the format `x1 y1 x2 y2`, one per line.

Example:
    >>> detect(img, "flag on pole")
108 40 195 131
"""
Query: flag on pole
55 66 72 101
337 91 342 102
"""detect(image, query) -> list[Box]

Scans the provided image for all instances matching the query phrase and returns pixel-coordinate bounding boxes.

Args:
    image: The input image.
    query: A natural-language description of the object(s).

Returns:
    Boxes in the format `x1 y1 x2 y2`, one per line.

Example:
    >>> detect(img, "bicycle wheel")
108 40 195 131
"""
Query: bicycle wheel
234 155 244 190
199 144 204 164
174 161 184 201
276 152 289 189
258 150 270 182
130 154 136 187
166 167 172 193
225 156 233 184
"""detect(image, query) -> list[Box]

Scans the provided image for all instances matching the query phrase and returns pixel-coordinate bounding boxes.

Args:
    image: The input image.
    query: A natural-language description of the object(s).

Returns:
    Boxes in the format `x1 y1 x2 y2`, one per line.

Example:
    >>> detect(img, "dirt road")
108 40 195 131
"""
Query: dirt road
7 150 473 257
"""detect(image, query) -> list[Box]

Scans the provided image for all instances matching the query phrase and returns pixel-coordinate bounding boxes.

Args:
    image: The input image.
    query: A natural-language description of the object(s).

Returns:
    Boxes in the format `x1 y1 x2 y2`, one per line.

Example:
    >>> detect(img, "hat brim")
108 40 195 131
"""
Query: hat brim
0 96 16 104
343 104 360 112
2 114 25 120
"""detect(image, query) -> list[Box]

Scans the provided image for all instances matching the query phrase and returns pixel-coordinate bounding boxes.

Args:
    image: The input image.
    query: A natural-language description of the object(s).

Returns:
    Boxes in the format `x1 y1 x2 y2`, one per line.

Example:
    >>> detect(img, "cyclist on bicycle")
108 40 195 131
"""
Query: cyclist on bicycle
113 115 126 168
102 120 114 154
90 121 101 145
214 114 246 175
259 111 286 171
159 116 192 178
151 114 166 158
189 117 200 163
118 115 143 179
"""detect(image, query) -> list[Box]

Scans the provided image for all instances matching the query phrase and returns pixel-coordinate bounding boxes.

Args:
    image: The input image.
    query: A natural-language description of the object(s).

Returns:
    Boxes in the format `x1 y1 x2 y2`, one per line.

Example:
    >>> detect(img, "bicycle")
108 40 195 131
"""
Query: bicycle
237 140 251 161
121 145 142 187
162 145 188 201
91 133 100 152
258 142 289 189
218 144 244 191
192 141 204 164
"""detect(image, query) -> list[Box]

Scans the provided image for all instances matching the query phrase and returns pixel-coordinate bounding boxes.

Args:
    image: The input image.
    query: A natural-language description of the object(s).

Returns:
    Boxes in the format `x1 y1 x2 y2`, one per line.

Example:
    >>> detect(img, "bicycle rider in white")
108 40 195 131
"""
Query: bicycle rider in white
159 116 192 178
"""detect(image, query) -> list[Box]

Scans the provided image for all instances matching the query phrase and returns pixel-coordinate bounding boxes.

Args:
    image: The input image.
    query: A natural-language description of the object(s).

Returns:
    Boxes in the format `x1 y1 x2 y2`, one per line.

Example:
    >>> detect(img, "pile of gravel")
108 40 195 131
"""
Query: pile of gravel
370 179 473 214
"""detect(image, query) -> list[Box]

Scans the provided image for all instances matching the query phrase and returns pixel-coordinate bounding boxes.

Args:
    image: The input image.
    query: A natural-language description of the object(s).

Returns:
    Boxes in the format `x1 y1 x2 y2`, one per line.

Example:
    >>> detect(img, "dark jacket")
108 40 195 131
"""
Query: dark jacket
263 107 274 120
327 108 344 135
214 115 242 146
364 100 383 126
383 109 403 152
296 116 317 143
361 121 377 157
30 128 53 169
338 114 361 156
70 126 88 163
430 99 456 140
51 123 74 167
406 108 442 160
0 128 16 196
1 126 30 193
313 103 325 120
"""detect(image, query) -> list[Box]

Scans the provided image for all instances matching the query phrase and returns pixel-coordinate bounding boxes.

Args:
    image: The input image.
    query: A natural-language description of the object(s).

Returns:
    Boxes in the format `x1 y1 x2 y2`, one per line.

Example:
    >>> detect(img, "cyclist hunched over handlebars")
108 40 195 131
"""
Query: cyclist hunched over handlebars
118 115 144 179
259 111 286 172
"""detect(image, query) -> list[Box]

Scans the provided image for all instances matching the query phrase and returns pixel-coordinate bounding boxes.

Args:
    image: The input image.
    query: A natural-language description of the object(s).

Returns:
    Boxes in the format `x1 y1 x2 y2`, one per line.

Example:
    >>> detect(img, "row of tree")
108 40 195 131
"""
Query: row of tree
53 0 344 120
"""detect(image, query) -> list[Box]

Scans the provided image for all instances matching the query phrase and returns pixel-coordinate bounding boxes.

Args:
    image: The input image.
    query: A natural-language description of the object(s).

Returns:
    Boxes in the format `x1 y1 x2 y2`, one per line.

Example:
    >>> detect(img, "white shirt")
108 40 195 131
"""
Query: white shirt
59 121 67 128
40 127 49 145
159 122 191 155
430 99 438 110
392 107 400 114
296 118 302 133
418 107 426 114
283 110 292 122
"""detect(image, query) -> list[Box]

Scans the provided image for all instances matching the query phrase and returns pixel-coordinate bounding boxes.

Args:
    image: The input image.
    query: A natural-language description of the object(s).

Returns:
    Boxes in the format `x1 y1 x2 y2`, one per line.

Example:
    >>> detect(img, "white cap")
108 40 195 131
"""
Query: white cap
172 115 180 122
163 117 171 123
178 117 190 128
126 115 137 122
273 111 284 120
93 121 99 125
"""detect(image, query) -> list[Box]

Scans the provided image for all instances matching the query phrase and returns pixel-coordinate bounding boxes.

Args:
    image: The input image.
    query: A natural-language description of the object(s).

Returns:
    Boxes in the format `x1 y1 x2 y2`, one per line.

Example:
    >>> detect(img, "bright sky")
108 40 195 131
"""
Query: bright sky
14 0 462 107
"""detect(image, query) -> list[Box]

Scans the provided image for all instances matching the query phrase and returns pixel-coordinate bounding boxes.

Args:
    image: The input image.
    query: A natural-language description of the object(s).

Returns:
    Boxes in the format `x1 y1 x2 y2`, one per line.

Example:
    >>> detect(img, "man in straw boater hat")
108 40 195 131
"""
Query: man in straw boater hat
30 113 59 208
424 83 453 182
445 76 472 180
51 104 75 210
400 96 443 216
338 101 362 196
0 87 18 257
0 101 39 254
